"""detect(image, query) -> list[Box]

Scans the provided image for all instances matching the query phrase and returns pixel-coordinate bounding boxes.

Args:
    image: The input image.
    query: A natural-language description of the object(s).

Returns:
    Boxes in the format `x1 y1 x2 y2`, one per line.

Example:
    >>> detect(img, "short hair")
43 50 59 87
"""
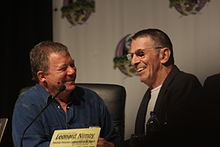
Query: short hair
131 28 174 66
30 41 70 82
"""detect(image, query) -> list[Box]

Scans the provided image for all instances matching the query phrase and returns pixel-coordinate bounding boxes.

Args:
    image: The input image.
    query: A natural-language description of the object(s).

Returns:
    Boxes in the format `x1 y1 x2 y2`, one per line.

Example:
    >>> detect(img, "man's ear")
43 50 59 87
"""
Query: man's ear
159 48 170 64
37 71 46 83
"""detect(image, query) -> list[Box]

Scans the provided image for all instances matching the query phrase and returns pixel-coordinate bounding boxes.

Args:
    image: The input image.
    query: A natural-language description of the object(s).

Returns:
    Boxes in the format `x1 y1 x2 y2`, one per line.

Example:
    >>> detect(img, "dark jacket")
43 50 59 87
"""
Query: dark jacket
203 73 220 145
130 65 203 147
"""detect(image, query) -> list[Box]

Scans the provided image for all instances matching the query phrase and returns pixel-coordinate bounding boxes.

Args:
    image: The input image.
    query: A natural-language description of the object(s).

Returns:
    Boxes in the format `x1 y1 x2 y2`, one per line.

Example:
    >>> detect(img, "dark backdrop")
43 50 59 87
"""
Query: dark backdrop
2 0 52 146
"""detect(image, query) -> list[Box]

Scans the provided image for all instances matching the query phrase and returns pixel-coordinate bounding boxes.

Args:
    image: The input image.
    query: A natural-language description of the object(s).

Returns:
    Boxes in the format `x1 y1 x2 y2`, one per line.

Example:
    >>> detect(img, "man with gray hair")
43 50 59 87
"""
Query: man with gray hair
127 28 203 146
12 41 120 147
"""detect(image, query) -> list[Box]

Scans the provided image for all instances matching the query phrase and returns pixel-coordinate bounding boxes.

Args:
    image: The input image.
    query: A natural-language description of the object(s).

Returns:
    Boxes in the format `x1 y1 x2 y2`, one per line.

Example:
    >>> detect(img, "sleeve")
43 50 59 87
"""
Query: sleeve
166 73 203 127
12 99 50 147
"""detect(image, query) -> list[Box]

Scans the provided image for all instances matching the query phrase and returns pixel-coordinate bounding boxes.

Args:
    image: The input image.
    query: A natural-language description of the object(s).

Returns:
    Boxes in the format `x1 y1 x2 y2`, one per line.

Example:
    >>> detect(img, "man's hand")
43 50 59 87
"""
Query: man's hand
97 138 114 147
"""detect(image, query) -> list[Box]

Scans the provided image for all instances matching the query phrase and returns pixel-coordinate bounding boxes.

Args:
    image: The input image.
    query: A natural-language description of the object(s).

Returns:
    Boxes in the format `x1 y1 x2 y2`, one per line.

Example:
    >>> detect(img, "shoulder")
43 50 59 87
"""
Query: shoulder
205 73 220 82
177 70 200 83
168 65 201 87
16 84 49 105
204 73 220 87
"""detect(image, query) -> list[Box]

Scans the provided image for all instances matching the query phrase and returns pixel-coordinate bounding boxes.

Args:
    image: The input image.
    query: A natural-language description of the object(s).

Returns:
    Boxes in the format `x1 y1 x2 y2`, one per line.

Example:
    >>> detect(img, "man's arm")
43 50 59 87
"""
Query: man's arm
12 100 50 147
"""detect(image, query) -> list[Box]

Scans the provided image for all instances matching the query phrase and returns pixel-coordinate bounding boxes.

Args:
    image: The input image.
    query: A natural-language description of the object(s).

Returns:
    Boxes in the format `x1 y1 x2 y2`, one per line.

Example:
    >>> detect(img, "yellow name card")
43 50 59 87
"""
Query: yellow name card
50 127 101 147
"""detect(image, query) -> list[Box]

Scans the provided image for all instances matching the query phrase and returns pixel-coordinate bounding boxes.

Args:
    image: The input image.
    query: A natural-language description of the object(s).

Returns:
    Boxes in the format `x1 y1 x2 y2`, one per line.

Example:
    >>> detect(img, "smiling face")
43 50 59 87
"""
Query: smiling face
130 36 163 87
38 52 77 96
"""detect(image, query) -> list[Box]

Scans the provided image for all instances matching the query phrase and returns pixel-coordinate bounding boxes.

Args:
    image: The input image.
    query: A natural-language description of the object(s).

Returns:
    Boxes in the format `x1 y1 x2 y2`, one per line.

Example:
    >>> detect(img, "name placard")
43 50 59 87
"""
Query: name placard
50 127 101 147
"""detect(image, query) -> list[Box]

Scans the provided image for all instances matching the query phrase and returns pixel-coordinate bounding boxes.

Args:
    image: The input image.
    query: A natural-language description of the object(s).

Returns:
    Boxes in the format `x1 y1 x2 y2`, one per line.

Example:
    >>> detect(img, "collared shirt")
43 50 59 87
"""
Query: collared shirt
12 84 120 147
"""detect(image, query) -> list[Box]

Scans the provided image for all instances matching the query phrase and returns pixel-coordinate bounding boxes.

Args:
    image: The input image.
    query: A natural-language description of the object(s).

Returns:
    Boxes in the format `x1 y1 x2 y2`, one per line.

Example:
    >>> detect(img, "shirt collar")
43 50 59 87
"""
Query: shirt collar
35 84 51 104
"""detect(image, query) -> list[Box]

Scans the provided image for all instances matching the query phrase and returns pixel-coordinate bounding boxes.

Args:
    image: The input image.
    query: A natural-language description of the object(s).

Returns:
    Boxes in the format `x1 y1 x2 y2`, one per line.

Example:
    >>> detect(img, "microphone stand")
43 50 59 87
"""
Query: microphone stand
20 86 66 147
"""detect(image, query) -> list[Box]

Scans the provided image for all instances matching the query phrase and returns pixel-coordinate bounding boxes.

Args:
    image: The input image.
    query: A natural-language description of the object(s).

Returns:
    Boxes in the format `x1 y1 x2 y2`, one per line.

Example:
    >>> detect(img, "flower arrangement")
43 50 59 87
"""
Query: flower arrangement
61 0 95 25
113 34 136 77
169 0 210 16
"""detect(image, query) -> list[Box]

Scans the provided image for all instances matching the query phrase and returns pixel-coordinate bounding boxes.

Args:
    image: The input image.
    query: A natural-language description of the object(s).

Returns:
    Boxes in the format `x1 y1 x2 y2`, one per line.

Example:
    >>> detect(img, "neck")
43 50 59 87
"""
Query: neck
150 65 173 89
55 92 71 112
56 99 68 112
39 83 59 96
55 90 71 103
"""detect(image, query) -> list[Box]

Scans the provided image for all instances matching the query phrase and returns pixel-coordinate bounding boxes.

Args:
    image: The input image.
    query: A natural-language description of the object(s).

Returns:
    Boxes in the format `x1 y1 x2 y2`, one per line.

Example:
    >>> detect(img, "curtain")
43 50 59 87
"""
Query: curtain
1 0 52 146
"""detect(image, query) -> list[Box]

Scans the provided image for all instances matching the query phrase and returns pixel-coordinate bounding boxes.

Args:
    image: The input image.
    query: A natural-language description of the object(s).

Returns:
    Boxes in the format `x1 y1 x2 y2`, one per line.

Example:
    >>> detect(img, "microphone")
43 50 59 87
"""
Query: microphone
20 85 66 147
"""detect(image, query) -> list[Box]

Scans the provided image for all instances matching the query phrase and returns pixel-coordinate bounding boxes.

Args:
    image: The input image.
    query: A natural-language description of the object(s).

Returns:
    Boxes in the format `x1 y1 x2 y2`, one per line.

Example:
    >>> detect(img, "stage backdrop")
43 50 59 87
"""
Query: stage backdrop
53 0 220 140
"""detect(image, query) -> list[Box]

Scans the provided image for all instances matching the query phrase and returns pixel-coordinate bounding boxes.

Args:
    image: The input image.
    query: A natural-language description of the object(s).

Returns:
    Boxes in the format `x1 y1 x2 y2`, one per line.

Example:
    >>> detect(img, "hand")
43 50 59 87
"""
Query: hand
97 137 114 147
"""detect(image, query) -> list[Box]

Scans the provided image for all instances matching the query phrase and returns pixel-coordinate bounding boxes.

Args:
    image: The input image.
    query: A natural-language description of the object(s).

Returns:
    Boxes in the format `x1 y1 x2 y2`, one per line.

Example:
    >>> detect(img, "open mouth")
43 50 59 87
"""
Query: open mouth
64 79 75 85
136 67 146 72
67 81 75 84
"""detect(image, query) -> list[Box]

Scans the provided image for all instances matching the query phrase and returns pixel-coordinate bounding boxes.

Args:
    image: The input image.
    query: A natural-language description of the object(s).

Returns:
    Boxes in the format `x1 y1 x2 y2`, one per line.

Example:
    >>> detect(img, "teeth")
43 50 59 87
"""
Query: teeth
137 67 145 72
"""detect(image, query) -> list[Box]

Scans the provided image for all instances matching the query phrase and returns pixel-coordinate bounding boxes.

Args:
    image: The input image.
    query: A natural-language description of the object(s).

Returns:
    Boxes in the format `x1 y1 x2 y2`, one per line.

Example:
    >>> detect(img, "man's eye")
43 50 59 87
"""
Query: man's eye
136 50 145 57
70 63 75 67
59 66 67 71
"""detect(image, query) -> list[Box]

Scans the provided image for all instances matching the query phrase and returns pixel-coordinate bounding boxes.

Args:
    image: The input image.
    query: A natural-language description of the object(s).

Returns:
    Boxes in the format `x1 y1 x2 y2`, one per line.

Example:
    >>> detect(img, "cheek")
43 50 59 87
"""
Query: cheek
47 75 59 84
148 55 160 67
141 62 156 80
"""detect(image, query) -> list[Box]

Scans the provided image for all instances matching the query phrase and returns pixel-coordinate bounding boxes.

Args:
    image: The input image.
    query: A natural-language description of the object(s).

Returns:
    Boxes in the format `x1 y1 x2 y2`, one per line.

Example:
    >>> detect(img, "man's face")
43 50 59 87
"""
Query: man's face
44 52 77 94
130 36 161 87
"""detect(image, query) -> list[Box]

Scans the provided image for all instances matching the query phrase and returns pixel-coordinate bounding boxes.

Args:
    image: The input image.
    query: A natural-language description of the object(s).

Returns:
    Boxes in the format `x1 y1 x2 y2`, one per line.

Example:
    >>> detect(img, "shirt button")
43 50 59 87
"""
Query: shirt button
58 106 60 109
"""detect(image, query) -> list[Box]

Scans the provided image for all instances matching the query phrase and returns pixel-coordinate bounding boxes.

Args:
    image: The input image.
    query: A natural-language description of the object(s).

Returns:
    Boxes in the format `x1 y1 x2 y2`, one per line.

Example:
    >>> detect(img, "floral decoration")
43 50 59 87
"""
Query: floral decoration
61 0 95 25
169 0 210 16
113 34 136 77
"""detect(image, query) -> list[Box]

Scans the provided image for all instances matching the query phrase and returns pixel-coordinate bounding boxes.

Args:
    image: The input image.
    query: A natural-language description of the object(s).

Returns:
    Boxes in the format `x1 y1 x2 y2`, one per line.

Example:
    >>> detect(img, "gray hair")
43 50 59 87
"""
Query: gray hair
30 41 70 82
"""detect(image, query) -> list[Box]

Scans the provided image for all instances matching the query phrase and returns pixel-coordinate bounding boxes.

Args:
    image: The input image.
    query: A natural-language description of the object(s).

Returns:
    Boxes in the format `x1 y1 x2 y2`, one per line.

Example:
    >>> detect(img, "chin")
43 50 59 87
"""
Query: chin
139 76 146 82
140 77 149 85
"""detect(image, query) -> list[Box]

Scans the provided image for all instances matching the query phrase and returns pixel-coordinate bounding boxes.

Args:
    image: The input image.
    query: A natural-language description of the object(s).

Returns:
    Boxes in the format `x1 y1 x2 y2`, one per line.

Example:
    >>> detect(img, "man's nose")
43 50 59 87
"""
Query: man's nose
131 54 140 65
67 66 76 74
